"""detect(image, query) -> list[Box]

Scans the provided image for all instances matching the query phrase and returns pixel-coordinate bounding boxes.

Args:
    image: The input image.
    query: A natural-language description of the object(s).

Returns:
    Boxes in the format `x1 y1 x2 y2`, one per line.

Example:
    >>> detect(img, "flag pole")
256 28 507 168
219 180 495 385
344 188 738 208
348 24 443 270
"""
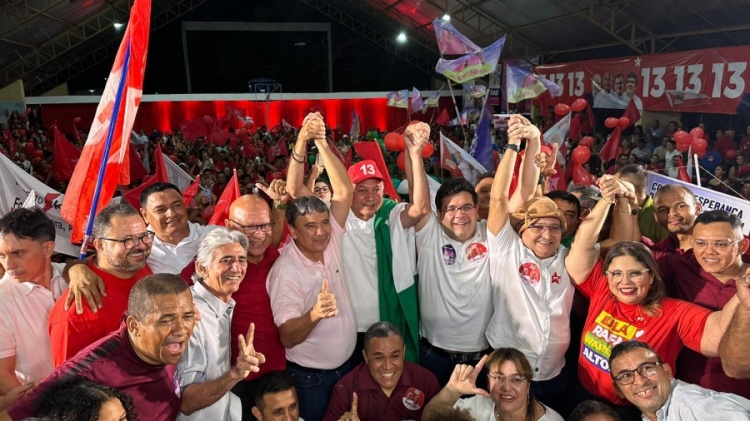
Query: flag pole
693 153 701 187
445 79 470 147
78 42 132 259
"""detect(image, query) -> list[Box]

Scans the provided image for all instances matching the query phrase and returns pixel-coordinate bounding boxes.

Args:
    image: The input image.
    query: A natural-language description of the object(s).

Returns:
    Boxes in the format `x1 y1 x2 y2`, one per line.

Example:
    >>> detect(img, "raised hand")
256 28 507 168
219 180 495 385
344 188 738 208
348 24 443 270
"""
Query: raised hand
298 113 326 143
446 355 490 398
312 279 338 321
232 323 266 380
538 143 559 178
255 179 290 203
507 115 540 144
404 121 430 151
337 392 360 421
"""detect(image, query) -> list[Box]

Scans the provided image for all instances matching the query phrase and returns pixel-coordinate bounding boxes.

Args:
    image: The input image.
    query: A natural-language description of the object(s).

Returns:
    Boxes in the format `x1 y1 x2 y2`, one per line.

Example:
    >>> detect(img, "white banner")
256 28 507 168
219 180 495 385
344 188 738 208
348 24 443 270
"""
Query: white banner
647 171 750 235
0 153 78 256
440 133 488 185
162 153 194 192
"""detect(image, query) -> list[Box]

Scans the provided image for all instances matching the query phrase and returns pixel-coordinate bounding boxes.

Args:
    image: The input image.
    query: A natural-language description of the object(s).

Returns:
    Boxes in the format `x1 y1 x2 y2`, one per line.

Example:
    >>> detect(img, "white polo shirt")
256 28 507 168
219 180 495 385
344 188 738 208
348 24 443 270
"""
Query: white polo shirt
415 213 492 352
148 222 218 273
486 219 574 381
342 204 408 332
0 262 66 384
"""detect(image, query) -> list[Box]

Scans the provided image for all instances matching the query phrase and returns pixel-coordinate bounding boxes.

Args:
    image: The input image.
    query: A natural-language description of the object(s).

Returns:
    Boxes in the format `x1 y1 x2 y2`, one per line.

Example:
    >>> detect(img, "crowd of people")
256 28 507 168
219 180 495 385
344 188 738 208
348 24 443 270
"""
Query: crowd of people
0 107 749 421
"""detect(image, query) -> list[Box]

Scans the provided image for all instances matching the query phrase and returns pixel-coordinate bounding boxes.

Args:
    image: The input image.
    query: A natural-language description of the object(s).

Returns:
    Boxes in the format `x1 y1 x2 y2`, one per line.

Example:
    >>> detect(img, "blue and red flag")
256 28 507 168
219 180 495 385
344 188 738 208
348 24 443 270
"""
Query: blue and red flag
61 0 151 245
432 18 480 55
505 65 561 103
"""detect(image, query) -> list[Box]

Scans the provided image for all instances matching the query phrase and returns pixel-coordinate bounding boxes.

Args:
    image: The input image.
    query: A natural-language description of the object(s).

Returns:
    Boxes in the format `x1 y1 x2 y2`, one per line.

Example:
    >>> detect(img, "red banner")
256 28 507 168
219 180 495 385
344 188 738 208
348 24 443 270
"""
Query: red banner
533 46 750 115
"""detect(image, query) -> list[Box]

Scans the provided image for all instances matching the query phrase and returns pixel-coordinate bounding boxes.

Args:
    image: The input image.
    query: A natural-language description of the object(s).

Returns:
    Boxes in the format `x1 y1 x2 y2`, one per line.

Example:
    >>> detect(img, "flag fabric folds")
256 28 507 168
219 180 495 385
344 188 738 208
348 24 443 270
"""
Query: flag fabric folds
423 85 443 108
432 18 480 55
121 144 168 208
435 37 505 84
163 152 194 191
60 0 151 244
506 65 562 103
128 144 148 182
410 88 424 114
439 133 487 185
469 106 494 171
182 175 201 206
350 111 361 139
50 127 81 183
387 90 409 108
208 170 241 226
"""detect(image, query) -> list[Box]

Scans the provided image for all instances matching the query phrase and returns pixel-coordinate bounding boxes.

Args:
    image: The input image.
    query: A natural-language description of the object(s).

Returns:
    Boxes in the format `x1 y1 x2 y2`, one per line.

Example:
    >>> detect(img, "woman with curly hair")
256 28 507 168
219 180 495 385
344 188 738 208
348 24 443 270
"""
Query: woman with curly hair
33 376 136 421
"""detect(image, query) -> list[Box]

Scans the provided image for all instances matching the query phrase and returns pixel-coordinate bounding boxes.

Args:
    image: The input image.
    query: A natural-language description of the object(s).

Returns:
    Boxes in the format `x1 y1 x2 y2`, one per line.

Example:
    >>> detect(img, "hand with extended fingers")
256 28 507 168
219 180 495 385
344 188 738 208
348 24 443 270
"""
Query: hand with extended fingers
230 323 266 381
538 143 559 178
337 392 360 421
446 355 490 398
255 179 290 203
311 279 338 321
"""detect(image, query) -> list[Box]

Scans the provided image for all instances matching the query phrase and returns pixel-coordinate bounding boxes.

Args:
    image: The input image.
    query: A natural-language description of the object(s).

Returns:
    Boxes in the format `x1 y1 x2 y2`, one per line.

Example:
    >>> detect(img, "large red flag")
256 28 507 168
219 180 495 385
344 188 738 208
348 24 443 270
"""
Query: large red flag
61 0 151 244
242 137 259 158
50 127 81 182
622 100 641 128
209 170 240 225
182 175 201 206
121 144 168 208
128 144 148 182
352 141 398 201
599 126 622 165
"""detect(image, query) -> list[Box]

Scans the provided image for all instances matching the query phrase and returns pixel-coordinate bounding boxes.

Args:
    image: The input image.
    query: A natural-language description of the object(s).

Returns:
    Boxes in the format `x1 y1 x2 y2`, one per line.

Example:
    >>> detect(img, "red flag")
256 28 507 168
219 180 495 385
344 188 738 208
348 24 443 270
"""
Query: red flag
569 114 582 142
352 141 398 201
61 0 150 244
51 127 81 182
435 108 451 126
242 137 259 158
599 126 622 165
675 156 691 183
180 118 208 141
586 105 596 133
128 144 148 181
121 144 169 208
622 100 641 128
209 170 241 225
4 130 17 158
182 175 201 206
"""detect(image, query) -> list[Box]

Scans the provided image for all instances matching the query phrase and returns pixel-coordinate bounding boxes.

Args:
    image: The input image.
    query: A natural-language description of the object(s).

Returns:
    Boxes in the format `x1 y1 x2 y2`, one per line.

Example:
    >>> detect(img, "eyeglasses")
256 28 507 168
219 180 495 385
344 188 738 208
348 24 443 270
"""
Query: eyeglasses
313 186 330 194
443 204 475 215
99 231 155 250
228 219 275 234
605 268 650 282
691 238 741 250
612 361 662 385
487 373 527 387
527 224 562 234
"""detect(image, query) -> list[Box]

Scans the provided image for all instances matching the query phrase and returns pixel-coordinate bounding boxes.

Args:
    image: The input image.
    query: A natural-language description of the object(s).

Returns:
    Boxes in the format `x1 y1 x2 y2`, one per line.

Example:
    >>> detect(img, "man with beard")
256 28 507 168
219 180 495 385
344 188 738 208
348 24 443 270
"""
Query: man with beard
48 203 153 367
649 184 703 254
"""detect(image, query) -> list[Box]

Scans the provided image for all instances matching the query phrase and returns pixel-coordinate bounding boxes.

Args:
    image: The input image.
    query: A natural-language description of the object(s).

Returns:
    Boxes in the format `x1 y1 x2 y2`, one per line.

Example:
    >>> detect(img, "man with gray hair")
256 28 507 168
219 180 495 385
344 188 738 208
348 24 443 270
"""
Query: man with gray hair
48 202 154 367
177 227 265 420
325 321 439 421
267 121 355 421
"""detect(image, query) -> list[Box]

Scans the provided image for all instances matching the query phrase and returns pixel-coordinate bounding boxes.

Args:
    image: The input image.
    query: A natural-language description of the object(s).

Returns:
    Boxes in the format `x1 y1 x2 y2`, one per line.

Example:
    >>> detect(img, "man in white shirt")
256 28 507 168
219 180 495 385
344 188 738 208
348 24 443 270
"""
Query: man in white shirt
0 208 67 407
609 340 750 421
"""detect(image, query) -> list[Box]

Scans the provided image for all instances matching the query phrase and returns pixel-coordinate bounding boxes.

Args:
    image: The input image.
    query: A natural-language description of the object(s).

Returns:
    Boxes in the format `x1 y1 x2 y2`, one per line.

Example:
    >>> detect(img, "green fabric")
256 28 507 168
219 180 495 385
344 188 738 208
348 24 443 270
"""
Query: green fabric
638 196 669 243
374 199 420 363
560 235 574 248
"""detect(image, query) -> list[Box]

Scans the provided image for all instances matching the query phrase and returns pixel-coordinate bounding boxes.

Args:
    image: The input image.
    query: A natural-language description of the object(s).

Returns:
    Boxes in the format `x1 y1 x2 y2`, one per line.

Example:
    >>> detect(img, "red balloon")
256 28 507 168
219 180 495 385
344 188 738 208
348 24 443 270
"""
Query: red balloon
572 165 594 186
689 127 704 140
202 115 213 126
675 141 690 152
421 142 434 158
554 103 571 116
33 149 44 158
201 205 215 221
571 98 588 112
396 151 406 171
572 146 591 165
579 136 595 147
694 148 707 159
24 142 35 154
673 130 692 146
31 156 42 165
384 132 404 152
691 138 708 152
618 117 630 129
725 149 739 160
73 117 82 124
169 154 179 163
604 117 619 129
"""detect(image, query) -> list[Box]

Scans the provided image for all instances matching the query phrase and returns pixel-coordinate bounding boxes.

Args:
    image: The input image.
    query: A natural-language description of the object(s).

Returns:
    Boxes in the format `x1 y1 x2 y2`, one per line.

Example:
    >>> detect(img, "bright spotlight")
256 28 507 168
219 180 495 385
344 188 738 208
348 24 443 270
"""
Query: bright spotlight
397 32 407 43
441 14 450 21
113 22 123 29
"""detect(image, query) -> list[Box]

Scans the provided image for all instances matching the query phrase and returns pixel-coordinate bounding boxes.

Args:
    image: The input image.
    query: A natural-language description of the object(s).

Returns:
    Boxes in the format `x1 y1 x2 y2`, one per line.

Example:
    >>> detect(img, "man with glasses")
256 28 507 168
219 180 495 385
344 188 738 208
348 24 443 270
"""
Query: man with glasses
656 210 750 397
609 341 750 421
48 203 154 367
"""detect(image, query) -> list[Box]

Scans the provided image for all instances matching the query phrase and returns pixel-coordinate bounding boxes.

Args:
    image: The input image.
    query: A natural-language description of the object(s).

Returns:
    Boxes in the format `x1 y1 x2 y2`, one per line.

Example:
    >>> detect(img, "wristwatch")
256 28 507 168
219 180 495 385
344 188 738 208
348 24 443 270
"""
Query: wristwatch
505 143 520 152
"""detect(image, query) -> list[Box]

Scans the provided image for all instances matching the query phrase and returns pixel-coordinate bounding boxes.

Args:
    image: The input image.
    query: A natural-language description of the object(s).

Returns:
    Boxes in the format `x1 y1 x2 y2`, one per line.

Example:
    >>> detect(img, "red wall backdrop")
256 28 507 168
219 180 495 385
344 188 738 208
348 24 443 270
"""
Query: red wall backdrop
39 97 455 134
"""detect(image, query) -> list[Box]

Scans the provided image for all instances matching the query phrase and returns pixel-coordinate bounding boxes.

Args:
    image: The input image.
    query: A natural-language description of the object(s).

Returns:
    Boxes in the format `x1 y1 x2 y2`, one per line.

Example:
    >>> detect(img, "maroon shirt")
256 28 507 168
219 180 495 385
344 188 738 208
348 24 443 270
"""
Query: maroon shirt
324 361 440 421
657 253 750 398
8 324 181 420
180 245 285 380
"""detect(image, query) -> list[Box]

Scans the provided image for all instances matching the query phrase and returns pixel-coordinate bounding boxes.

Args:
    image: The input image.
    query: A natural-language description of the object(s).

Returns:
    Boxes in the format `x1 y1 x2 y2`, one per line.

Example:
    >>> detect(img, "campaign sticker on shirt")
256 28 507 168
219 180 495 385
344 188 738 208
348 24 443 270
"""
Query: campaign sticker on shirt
465 242 488 262
402 387 425 411
442 244 456 265
519 262 541 285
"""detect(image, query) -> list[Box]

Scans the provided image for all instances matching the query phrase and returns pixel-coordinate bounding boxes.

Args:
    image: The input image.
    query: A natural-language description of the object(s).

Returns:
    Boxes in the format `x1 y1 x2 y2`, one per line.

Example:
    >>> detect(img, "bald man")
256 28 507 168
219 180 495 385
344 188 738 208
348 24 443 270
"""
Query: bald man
180 184 289 421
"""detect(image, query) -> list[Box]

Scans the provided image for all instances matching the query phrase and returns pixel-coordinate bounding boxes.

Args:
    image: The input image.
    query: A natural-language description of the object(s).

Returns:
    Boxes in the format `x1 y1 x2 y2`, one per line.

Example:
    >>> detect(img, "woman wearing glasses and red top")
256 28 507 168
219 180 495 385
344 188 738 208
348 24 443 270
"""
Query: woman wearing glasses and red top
564 179 742 420
423 348 564 421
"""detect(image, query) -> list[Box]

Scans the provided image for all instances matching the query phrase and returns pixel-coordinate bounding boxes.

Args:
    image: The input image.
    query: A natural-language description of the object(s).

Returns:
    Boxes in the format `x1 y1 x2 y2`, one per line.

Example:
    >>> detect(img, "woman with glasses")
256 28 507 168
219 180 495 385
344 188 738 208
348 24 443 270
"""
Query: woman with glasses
565 180 741 420
422 348 564 421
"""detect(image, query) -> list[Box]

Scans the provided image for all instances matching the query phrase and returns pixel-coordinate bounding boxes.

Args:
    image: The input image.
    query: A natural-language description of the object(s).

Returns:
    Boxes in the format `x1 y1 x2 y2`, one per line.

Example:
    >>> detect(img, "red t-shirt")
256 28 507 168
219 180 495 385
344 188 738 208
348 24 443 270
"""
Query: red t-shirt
656 253 750 398
9 324 181 421
180 246 285 380
575 259 712 405
48 260 153 367
324 362 440 421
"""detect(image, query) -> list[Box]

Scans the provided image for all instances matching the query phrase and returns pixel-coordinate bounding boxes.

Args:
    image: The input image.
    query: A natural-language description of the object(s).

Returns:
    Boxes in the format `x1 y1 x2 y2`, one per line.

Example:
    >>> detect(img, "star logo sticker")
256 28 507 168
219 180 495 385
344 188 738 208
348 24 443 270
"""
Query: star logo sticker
634 56 642 67
551 272 561 284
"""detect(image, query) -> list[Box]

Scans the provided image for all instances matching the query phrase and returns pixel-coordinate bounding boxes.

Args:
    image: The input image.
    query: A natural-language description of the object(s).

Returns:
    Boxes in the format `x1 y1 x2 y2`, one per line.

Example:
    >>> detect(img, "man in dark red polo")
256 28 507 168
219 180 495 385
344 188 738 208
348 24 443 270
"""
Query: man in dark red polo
648 184 702 254
324 322 439 421
656 210 750 398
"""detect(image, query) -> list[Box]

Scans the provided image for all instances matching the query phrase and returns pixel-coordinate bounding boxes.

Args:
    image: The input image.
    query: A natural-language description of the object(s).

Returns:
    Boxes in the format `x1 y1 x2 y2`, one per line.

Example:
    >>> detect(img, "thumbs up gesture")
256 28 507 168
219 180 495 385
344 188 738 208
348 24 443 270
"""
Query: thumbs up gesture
337 392 360 421
312 279 338 321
